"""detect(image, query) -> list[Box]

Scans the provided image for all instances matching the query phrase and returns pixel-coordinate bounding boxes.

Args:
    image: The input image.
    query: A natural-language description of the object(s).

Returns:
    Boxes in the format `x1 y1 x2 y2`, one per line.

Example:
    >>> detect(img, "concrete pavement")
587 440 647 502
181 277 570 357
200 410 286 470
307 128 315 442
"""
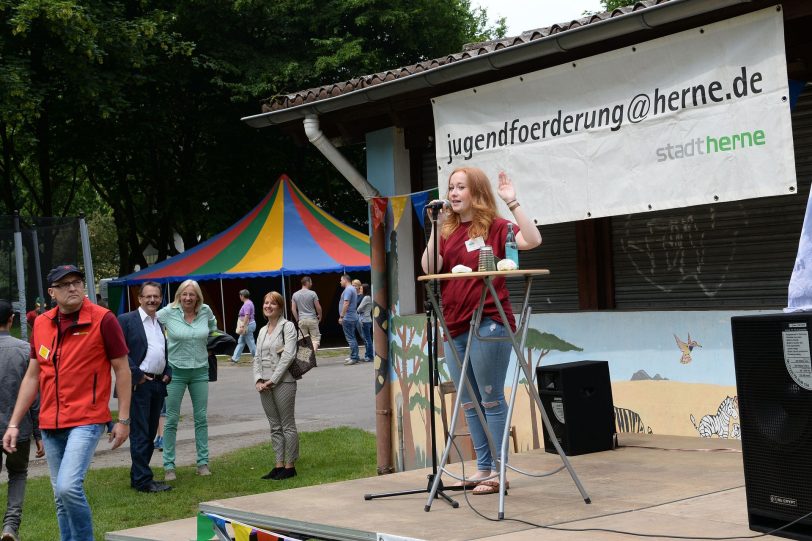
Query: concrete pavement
21 348 376 478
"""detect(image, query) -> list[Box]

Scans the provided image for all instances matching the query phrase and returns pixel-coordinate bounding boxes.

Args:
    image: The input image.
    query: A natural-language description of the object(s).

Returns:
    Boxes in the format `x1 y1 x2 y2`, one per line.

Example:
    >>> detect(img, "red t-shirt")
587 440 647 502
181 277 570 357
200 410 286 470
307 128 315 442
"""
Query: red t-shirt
438 217 516 338
30 311 128 360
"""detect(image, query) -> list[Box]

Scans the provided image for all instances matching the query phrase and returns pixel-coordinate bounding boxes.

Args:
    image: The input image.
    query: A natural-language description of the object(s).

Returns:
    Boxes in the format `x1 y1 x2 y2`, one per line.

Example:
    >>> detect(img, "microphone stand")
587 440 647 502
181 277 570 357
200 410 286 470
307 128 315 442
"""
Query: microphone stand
364 204 460 507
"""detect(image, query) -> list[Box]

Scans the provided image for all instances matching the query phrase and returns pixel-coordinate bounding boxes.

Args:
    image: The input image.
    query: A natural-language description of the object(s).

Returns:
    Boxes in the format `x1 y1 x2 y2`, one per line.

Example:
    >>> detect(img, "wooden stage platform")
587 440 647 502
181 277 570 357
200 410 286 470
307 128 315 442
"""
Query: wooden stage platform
106 434 783 541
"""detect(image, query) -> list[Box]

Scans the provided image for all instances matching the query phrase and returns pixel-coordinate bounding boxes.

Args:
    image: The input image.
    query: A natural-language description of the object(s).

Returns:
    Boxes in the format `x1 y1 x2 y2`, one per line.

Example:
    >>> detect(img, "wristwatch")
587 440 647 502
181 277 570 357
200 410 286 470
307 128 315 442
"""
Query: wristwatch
117 418 131 426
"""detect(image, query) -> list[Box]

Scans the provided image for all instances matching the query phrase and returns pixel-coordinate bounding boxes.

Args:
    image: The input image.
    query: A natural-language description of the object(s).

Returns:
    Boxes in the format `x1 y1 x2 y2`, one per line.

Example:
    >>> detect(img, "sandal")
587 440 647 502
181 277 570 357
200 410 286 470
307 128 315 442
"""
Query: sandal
449 479 480 489
472 479 509 495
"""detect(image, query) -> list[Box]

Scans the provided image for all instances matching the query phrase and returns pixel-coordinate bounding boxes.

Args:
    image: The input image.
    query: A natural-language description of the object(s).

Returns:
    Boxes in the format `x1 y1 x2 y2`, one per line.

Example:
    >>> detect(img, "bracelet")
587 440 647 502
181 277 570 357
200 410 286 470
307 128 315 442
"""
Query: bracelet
505 199 517 206
7 424 18 429
508 201 521 211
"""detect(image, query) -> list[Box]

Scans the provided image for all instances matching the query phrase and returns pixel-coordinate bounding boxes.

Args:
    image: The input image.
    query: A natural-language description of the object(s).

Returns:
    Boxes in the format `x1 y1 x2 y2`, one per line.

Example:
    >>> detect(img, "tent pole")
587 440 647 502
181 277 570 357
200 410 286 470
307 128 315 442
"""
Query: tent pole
220 279 226 332
281 271 288 319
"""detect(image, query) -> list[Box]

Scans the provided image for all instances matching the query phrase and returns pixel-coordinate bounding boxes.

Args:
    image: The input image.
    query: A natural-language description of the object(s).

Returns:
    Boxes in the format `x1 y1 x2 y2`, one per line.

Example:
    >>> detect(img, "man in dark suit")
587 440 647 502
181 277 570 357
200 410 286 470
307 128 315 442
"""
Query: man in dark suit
118 282 172 493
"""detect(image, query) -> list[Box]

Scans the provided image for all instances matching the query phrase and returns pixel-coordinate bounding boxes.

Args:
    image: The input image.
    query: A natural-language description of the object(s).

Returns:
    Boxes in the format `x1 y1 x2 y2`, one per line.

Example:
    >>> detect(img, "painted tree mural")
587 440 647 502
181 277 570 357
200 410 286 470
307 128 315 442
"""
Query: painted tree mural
389 314 429 469
520 328 583 449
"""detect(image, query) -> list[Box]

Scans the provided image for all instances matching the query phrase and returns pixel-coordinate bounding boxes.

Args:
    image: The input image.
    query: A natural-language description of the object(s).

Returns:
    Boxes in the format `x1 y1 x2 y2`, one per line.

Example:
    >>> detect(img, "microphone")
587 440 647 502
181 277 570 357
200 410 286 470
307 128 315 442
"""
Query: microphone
426 199 451 210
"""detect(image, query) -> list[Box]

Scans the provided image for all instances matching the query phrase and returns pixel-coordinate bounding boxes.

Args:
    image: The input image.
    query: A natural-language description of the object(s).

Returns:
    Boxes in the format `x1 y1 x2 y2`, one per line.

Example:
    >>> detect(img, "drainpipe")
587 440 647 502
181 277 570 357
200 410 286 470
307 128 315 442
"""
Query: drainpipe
303 114 393 474
302 115 380 198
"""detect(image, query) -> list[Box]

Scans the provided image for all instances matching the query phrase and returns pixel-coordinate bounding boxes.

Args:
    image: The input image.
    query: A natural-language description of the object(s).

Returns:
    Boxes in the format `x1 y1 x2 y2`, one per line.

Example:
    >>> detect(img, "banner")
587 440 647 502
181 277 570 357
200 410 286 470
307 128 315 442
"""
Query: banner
432 7 796 225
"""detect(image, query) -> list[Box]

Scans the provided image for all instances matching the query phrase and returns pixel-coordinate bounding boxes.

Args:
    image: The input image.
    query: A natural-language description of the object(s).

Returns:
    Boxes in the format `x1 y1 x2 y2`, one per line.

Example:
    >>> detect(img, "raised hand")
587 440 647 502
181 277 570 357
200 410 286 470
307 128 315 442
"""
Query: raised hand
497 172 516 203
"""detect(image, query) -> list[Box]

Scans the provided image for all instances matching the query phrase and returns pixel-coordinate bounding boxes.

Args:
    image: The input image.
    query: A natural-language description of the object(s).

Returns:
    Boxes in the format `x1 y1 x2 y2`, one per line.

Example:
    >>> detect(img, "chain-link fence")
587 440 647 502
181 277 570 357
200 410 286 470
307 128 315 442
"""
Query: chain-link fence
0 215 83 338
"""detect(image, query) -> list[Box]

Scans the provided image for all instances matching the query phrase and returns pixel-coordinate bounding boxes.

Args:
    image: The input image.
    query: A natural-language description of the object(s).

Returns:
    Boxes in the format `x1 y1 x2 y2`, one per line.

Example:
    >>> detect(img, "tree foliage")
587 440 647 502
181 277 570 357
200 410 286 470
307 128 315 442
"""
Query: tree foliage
1 0 500 275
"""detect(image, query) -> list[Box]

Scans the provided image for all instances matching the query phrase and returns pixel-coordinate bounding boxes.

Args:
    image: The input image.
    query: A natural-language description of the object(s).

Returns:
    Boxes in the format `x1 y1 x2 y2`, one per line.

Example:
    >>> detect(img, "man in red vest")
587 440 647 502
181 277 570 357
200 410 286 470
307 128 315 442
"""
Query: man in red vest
2 265 132 541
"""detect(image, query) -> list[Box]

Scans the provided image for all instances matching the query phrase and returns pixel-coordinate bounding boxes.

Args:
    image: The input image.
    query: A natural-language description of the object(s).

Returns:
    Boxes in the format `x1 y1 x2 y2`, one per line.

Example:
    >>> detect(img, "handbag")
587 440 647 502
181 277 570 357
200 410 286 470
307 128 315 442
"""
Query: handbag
283 321 317 379
236 318 247 335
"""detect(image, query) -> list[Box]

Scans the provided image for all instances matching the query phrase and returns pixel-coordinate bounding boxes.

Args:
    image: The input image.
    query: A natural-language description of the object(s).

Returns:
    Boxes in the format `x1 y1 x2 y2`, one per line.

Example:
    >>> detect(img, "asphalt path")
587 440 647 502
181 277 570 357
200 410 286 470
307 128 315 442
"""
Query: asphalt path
20 348 377 478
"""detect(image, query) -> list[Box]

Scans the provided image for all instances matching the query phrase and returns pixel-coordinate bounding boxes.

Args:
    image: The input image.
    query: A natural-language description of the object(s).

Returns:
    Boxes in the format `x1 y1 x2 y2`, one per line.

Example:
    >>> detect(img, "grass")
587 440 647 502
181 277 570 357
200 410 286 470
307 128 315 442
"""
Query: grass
2 427 376 540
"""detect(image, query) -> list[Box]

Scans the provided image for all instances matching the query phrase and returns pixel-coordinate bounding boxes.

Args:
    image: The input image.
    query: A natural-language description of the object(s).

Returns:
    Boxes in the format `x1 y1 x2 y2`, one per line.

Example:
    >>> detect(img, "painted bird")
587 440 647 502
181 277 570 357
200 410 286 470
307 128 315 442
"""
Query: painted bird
674 333 701 364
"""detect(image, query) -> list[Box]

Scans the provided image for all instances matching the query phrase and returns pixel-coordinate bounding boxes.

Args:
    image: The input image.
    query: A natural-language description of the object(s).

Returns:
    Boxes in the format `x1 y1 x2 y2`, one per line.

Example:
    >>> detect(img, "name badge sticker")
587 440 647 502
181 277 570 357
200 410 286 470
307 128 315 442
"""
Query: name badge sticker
465 236 486 252
38 345 51 361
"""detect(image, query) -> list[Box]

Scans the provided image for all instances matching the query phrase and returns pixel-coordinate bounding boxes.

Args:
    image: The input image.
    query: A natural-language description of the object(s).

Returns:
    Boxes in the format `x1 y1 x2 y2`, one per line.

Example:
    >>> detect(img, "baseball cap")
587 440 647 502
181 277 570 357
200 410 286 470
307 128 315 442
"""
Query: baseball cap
47 265 85 285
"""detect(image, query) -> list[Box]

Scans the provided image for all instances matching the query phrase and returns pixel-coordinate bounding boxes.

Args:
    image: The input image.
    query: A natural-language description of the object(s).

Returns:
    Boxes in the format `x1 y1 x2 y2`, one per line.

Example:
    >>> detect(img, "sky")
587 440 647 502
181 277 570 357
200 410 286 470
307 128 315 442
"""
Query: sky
474 0 606 36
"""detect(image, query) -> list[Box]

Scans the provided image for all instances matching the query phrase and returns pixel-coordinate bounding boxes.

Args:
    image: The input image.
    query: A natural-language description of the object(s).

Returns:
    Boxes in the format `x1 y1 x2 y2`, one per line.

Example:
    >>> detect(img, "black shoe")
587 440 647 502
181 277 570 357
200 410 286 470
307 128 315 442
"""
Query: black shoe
273 467 297 480
136 481 173 493
261 467 284 480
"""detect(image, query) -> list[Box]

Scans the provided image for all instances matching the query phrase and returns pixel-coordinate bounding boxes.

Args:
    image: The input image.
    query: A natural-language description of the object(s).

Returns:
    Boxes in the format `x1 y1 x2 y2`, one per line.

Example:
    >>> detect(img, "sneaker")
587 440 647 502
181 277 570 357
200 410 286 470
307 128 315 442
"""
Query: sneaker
164 469 176 481
1 526 19 541
196 465 211 476
344 358 359 365
153 436 163 450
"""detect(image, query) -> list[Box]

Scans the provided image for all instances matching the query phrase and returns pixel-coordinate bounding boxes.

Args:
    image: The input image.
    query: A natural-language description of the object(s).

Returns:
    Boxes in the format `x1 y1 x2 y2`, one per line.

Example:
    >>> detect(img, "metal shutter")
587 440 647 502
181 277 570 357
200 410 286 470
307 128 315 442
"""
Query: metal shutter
507 221 580 312
611 91 812 309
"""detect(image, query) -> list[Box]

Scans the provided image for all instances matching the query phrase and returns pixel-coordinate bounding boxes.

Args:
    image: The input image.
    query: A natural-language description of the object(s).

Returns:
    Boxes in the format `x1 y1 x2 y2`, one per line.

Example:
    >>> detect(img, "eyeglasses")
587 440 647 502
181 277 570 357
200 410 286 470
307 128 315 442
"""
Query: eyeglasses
51 279 84 291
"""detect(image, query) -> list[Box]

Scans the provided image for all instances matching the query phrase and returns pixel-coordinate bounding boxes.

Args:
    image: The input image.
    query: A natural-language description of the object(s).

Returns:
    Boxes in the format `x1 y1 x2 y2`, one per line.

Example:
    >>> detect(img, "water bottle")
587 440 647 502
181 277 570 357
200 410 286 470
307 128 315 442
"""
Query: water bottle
505 223 519 268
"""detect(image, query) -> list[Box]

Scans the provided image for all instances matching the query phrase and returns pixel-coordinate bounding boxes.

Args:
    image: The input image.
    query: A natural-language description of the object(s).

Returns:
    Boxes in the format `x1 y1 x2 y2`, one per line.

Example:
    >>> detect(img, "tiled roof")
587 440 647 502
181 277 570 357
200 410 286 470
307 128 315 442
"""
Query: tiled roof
260 0 671 114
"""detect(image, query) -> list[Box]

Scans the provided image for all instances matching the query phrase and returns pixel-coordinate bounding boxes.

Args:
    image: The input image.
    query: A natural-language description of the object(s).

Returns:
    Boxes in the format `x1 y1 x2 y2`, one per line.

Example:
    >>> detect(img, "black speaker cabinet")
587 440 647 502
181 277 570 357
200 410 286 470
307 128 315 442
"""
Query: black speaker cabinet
732 313 812 540
536 360 615 456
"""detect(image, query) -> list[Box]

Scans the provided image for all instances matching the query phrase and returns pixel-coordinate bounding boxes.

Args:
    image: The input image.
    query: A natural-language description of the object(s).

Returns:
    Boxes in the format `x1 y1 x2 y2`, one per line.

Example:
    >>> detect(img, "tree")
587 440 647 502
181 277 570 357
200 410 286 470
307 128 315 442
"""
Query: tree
1 1 503 275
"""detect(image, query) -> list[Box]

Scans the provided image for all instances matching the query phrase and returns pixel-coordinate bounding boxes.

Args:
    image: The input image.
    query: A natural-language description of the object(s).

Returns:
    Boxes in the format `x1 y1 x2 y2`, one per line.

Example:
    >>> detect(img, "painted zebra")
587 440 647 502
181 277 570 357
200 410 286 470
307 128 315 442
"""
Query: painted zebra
614 406 650 434
690 396 739 438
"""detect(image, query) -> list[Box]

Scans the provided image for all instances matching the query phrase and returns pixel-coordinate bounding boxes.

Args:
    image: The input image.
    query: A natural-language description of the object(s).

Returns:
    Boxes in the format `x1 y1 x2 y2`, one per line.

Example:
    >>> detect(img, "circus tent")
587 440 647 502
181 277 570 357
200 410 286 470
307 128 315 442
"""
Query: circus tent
109 175 370 329
114 174 370 285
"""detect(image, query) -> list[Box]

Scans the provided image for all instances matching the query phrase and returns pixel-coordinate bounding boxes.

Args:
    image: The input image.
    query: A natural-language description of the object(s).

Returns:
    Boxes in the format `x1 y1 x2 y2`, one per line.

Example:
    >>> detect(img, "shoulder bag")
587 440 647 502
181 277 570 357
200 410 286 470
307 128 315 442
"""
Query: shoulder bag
283 321 317 379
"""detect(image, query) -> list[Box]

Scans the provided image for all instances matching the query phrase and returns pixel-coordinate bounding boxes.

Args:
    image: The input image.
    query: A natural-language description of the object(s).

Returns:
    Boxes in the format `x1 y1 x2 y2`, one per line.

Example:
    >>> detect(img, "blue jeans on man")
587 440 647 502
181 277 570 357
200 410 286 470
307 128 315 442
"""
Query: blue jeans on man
41 423 104 541
342 318 360 361
443 318 512 472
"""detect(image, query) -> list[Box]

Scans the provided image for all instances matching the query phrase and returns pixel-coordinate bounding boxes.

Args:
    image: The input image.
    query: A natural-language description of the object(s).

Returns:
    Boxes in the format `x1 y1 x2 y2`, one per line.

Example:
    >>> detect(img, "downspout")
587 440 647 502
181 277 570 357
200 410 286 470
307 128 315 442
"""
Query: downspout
303 114 393 474
303 115 380 199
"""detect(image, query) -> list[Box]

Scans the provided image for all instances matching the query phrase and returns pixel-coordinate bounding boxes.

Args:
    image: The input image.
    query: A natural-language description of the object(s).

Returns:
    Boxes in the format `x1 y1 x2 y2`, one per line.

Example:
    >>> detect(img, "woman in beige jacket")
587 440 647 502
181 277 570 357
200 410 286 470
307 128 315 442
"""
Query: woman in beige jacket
253 291 299 480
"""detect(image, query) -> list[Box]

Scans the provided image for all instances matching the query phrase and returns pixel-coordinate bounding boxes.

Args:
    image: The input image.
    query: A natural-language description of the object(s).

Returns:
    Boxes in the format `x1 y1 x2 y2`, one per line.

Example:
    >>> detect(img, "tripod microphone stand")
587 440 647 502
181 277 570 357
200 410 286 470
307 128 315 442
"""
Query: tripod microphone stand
364 204 461 507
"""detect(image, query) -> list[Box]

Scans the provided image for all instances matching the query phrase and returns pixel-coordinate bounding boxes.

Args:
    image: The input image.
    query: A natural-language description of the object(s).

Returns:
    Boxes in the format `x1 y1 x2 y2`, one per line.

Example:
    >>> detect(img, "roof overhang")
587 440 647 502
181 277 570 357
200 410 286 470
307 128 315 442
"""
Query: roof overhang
242 0 752 130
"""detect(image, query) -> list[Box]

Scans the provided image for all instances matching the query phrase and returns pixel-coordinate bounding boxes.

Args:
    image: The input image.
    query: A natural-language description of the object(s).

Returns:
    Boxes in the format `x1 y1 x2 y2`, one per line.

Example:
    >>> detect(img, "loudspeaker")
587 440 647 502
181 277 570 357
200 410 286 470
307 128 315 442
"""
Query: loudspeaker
536 360 615 456
732 313 812 540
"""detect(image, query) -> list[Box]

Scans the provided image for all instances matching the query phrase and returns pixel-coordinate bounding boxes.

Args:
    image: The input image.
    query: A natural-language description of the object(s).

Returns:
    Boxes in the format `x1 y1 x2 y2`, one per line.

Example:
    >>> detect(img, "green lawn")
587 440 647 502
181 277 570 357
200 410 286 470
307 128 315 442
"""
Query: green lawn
2 427 376 540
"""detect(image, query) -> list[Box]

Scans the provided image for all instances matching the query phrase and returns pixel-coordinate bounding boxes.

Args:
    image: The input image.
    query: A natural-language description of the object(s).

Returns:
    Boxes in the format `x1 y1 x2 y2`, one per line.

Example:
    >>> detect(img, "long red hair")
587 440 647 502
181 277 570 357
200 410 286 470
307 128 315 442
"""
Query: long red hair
440 167 498 240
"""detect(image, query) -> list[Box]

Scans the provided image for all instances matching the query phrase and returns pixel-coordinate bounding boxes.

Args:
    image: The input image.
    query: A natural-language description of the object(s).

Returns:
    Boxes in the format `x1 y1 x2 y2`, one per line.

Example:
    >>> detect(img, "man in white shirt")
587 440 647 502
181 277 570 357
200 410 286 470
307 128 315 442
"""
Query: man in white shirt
118 282 173 493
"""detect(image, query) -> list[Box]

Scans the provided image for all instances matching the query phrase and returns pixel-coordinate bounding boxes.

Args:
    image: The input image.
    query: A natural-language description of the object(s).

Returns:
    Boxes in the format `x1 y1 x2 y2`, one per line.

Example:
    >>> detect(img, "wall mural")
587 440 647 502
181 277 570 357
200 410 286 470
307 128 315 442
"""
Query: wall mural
386 308 761 470
690 395 741 439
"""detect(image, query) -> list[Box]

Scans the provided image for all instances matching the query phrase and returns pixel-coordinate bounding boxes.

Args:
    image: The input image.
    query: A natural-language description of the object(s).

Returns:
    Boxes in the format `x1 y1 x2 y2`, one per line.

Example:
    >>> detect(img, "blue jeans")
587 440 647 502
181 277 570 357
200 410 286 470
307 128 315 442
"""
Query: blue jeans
360 321 373 361
231 320 257 360
342 319 360 360
41 424 104 541
443 318 511 472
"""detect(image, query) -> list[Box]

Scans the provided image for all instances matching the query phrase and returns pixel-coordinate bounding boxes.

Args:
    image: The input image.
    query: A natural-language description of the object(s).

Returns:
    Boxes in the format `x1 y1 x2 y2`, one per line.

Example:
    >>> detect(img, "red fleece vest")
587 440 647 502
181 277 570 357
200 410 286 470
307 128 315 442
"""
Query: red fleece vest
32 299 112 429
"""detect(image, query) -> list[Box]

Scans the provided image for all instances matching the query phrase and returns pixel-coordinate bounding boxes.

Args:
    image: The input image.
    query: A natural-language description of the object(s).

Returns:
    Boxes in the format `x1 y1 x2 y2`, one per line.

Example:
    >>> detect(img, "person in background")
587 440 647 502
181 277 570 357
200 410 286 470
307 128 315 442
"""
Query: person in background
290 276 322 352
254 291 299 481
230 289 256 364
153 404 166 451
25 298 44 330
357 283 373 363
338 274 360 365
421 168 541 494
3 264 131 541
118 282 172 493
157 279 217 481
0 299 44 541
